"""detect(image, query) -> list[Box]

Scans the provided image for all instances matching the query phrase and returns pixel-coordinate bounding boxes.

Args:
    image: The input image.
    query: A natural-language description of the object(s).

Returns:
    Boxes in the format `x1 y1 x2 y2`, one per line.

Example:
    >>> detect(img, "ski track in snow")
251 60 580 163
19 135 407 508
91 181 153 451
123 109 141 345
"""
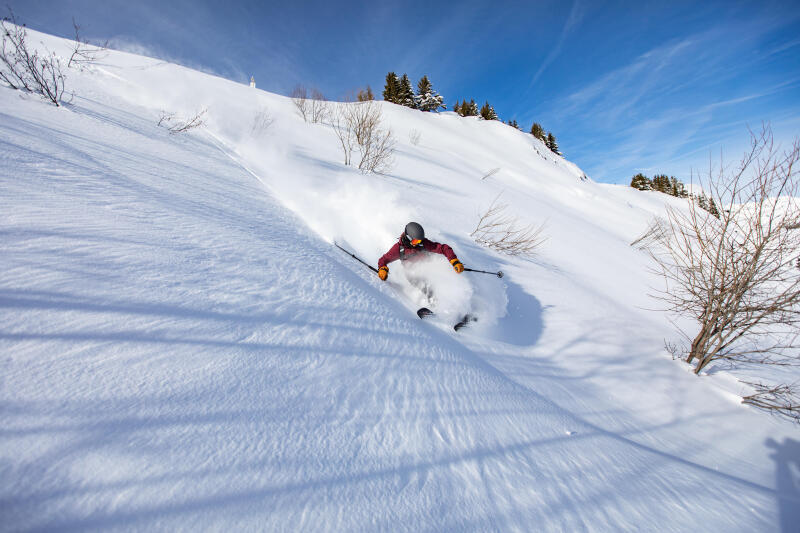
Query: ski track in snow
1 28 799 532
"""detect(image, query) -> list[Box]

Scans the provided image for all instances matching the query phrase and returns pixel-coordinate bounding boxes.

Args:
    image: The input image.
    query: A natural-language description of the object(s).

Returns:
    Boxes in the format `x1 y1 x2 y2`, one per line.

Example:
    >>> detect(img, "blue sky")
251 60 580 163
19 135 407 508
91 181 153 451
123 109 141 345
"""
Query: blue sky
8 0 800 184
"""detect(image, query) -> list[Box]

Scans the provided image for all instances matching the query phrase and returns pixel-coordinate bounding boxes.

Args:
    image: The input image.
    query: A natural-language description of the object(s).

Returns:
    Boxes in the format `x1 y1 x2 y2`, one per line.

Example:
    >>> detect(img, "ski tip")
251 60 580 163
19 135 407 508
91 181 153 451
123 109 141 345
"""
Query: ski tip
454 314 476 331
417 307 434 319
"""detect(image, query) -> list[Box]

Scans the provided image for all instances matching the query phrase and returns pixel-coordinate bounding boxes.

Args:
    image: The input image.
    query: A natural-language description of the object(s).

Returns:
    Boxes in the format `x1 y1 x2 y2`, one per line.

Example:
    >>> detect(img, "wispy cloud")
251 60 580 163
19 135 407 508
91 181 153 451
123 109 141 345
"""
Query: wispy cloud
558 36 697 124
539 10 800 183
528 0 584 89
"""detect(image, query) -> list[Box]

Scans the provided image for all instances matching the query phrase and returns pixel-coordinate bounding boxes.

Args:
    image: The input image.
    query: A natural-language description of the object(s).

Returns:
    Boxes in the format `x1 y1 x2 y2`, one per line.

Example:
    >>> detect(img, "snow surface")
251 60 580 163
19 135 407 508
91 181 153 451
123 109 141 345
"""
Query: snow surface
1 28 799 532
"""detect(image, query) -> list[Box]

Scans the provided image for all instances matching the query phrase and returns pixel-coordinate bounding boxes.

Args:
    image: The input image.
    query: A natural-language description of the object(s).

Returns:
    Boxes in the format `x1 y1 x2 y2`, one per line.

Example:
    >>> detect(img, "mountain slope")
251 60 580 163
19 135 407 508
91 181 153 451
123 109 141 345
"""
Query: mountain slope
1 28 798 532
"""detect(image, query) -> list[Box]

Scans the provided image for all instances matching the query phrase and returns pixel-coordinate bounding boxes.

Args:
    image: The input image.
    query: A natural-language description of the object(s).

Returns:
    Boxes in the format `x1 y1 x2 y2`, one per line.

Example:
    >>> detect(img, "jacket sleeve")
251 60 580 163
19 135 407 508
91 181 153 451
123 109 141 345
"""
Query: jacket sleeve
423 239 457 262
378 243 401 269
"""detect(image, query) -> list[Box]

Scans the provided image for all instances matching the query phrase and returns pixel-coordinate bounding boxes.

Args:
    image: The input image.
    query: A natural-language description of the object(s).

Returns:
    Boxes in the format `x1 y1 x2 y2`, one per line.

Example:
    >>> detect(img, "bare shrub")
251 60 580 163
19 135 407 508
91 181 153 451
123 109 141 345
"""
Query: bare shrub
331 104 354 166
471 193 547 257
291 84 309 121
644 126 800 375
358 121 395 174
1 10 67 106
356 86 374 101
630 217 667 250
742 381 800 423
157 110 175 127
251 106 273 136
409 128 421 146
67 18 108 70
308 88 327 124
158 108 207 134
292 85 327 123
332 100 395 174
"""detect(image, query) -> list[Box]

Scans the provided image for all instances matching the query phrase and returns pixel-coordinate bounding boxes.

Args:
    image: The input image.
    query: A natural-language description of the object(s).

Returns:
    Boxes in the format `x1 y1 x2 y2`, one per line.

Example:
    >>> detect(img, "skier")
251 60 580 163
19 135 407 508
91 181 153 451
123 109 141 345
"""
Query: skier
377 221 464 297
377 222 475 329
377 222 463 278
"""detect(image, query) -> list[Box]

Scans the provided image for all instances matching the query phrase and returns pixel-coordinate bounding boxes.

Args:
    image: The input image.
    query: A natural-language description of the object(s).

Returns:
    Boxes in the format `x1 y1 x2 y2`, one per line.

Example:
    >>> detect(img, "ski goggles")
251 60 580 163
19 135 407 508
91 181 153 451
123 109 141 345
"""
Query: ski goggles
409 238 423 246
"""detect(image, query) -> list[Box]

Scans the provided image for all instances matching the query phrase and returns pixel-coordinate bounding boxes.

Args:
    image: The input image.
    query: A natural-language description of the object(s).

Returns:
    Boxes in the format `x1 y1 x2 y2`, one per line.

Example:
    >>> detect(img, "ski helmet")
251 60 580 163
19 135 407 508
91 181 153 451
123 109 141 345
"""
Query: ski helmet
404 222 425 245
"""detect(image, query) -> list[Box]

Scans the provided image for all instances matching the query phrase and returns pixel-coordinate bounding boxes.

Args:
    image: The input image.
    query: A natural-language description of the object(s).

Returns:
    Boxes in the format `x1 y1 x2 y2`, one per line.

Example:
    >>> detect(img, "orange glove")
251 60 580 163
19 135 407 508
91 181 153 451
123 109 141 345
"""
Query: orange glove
450 258 464 273
378 266 389 281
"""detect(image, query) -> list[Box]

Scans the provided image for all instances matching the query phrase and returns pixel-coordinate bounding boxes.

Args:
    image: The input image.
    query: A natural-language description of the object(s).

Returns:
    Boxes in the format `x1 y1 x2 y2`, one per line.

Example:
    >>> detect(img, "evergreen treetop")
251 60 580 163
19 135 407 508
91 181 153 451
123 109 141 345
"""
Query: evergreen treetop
382 72 400 103
546 132 561 155
479 101 498 120
630 173 652 191
651 174 671 193
530 122 545 141
398 74 416 108
415 75 445 111
461 99 478 116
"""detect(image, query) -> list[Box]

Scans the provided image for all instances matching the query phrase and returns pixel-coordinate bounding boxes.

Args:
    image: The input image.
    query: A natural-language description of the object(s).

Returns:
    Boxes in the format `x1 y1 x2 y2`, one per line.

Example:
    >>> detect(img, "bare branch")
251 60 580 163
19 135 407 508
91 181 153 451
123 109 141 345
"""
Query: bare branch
67 18 108 69
471 193 547 257
308 88 327 124
331 100 395 174
0 10 67 106
291 84 309 122
158 108 207 134
742 381 800 423
642 125 800 375
631 217 667 250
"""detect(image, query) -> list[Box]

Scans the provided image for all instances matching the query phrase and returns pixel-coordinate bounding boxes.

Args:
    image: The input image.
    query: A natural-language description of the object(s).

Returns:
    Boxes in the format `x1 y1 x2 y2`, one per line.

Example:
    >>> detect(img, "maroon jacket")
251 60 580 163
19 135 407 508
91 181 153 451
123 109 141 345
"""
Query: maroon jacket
378 235 457 269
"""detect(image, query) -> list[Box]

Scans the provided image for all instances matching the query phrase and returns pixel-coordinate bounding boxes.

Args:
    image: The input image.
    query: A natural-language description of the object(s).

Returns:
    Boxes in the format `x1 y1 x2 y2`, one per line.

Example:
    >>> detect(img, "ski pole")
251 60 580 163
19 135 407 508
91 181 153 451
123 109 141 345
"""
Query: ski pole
334 242 378 273
464 267 504 278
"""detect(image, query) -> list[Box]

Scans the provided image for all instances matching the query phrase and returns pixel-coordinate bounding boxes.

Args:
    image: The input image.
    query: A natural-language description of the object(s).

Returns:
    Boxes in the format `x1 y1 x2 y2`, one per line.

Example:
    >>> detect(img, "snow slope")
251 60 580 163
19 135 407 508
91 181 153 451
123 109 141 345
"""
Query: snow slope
1 28 798 532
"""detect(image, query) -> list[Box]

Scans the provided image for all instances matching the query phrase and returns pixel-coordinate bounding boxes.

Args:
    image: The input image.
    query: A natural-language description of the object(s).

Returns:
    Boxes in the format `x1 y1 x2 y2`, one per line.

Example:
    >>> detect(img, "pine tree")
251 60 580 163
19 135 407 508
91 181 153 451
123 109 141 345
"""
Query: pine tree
506 119 520 129
668 177 688 198
415 75 445 111
707 196 721 218
693 193 709 212
630 173 652 191
479 101 498 120
464 99 478 116
652 174 671 193
383 72 400 103
453 100 461 116
399 74 416 108
546 132 561 155
530 122 545 141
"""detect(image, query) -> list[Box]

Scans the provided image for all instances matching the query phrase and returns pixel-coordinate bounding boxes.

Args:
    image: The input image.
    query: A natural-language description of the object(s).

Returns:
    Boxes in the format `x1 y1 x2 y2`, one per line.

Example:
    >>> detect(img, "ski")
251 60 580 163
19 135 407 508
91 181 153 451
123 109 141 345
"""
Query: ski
417 307 434 319
454 314 476 331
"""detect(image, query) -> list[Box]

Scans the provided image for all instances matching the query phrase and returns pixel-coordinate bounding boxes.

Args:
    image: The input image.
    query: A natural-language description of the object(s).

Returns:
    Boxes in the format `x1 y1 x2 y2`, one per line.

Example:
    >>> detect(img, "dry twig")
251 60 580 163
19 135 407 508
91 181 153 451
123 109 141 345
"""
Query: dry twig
67 18 108 69
742 381 800 423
